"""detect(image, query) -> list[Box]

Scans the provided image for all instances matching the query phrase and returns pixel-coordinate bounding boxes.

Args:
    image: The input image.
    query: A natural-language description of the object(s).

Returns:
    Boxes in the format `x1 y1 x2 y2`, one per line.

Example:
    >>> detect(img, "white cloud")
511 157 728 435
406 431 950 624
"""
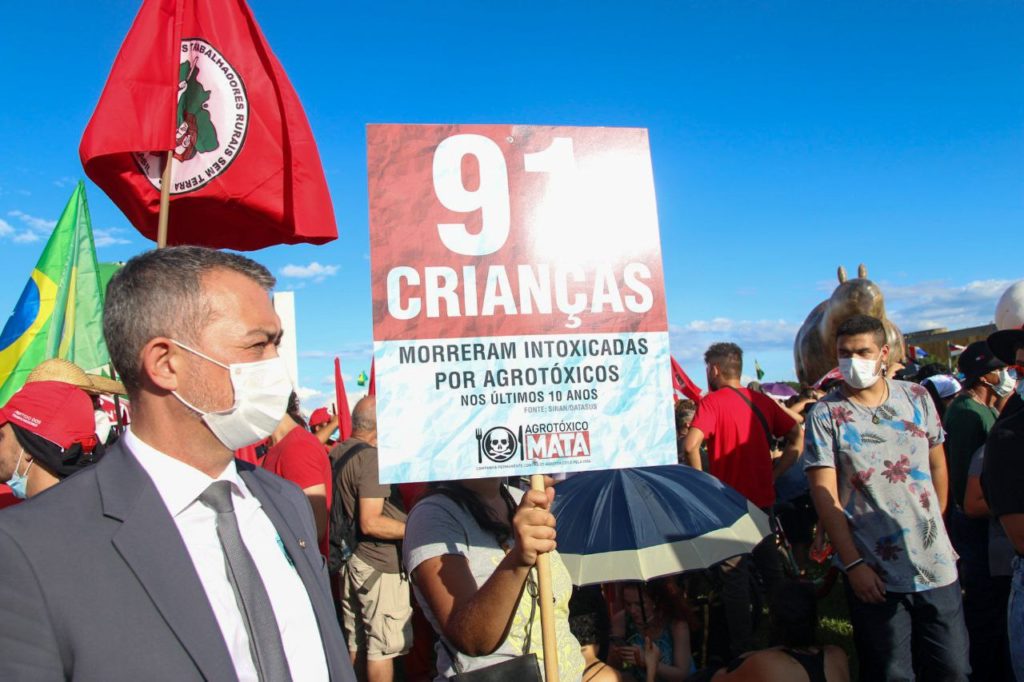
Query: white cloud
295 386 325 403
93 228 131 248
279 262 339 282
8 210 56 232
883 278 1013 332
53 176 77 188
299 343 373 361
298 382 368 415
11 230 41 244
671 318 799 348
668 318 800 376
667 278 1014 386
320 372 356 386
0 217 42 243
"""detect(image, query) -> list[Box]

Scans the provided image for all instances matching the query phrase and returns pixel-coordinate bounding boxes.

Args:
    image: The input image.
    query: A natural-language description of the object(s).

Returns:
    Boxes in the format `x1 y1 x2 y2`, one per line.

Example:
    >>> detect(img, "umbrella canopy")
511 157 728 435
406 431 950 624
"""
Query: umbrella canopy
551 465 770 586
761 382 798 399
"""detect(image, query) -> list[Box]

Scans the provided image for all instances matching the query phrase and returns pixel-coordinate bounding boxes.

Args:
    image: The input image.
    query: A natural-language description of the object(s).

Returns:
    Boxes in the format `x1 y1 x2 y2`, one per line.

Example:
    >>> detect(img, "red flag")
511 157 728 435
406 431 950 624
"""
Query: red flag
670 356 703 402
813 367 844 390
79 0 336 250
368 358 376 397
334 357 353 441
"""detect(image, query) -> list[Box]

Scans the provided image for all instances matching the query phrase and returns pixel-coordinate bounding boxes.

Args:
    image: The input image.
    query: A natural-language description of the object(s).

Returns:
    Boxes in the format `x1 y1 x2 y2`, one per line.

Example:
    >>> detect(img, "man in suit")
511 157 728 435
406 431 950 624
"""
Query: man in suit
0 246 356 682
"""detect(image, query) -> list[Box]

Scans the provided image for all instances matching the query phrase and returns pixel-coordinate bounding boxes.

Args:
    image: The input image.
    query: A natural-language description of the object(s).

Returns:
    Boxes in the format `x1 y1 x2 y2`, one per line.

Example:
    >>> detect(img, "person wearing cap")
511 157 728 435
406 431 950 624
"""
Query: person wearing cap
919 373 961 424
946 341 1012 514
0 380 102 500
26 357 127 444
0 247 354 682
980 324 1024 680
945 341 1015 682
309 406 340 448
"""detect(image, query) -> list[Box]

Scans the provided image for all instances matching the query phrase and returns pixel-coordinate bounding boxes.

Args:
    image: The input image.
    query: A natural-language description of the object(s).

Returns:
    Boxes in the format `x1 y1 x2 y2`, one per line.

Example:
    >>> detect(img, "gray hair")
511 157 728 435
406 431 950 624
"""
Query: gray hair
103 246 275 394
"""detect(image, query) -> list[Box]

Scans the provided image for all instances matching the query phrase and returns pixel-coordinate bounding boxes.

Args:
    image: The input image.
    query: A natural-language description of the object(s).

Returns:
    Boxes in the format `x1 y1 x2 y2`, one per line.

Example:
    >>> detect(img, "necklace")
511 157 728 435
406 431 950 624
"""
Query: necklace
847 380 889 424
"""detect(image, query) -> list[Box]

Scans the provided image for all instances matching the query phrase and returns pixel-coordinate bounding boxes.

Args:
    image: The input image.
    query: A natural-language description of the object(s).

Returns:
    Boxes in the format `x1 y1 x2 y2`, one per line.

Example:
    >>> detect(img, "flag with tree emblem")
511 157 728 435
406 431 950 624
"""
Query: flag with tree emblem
79 0 337 250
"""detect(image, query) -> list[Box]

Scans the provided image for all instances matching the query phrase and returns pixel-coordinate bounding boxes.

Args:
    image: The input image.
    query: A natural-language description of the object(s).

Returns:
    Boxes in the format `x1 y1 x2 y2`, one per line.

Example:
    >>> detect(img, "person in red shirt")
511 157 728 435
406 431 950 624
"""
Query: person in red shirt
261 392 333 557
308 407 339 451
682 342 803 656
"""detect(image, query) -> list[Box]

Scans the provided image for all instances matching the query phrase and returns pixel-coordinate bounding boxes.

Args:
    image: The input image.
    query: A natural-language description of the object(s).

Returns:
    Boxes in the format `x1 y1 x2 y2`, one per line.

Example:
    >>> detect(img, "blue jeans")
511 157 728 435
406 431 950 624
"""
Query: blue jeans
1010 556 1024 681
845 578 970 682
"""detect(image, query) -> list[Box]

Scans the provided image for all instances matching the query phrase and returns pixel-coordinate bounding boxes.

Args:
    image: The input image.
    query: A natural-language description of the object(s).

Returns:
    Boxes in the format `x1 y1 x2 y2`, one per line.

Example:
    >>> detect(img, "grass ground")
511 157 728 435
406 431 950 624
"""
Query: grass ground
817 578 858 681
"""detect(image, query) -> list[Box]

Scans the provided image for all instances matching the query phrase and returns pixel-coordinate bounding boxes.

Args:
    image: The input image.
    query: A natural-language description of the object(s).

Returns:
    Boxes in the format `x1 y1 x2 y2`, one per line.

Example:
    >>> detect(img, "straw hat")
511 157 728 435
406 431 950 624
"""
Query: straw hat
26 358 126 396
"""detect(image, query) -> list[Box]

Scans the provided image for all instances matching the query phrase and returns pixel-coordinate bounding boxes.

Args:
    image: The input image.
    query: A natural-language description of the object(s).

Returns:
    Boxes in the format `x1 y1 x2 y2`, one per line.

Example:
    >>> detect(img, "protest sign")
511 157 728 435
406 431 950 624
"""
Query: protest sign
368 124 675 483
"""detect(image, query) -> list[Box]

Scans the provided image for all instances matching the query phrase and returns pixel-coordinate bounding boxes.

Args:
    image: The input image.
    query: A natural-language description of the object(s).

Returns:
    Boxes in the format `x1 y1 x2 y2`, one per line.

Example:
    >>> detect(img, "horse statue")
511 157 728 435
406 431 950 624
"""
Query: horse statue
794 264 906 386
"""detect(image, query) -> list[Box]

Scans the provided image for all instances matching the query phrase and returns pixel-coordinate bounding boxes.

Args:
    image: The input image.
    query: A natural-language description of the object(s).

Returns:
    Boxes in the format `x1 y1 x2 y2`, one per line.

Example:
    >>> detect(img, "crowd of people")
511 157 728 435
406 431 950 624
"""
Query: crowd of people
0 245 1021 682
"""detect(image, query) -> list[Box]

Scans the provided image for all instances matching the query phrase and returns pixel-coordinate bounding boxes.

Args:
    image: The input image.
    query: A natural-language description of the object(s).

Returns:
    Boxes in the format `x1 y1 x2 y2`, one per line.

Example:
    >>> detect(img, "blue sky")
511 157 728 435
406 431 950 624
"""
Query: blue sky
1 1 1021 408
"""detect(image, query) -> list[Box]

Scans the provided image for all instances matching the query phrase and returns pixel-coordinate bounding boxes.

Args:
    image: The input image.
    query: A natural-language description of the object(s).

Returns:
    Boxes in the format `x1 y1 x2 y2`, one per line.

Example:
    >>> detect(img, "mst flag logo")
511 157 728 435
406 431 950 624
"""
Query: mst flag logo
133 39 249 195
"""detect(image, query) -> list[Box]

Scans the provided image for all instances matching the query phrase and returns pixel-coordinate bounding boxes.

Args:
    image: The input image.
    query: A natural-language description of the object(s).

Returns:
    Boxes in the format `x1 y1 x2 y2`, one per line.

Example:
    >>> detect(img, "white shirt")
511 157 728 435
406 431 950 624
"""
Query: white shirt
124 429 329 682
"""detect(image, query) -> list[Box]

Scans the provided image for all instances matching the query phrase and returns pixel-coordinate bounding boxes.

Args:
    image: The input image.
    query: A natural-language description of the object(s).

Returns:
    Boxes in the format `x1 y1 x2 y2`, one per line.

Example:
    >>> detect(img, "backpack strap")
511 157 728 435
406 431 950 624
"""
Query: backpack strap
725 386 772 443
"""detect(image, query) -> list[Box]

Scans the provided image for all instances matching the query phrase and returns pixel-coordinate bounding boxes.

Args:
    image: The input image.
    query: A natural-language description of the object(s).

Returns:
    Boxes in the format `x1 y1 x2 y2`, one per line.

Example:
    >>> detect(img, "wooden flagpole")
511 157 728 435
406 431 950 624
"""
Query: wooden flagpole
530 473 559 681
156 150 173 248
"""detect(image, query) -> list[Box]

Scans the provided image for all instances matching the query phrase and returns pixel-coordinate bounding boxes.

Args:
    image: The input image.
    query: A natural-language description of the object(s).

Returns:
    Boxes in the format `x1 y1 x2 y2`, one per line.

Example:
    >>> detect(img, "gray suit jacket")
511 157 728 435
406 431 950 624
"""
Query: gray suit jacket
0 439 356 682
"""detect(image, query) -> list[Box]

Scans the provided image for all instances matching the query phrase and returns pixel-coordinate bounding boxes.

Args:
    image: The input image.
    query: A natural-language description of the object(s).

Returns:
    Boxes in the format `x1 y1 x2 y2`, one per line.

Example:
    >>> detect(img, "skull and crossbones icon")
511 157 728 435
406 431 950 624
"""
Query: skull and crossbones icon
483 427 517 462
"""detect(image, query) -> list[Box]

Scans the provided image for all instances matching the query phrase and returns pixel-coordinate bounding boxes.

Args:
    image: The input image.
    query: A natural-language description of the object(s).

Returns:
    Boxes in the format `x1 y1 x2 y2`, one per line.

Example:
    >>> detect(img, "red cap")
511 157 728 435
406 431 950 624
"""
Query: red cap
0 381 96 449
309 407 330 427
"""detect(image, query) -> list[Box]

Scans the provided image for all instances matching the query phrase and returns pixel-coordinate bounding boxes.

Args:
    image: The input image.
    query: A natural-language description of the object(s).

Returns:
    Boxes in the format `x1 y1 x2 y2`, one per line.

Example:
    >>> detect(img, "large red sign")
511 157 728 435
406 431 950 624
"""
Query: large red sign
368 124 667 342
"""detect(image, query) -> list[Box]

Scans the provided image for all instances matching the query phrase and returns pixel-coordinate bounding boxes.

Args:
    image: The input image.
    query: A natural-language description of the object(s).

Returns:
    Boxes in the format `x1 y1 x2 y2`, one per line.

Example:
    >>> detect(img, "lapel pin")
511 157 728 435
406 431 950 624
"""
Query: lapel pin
298 538 307 548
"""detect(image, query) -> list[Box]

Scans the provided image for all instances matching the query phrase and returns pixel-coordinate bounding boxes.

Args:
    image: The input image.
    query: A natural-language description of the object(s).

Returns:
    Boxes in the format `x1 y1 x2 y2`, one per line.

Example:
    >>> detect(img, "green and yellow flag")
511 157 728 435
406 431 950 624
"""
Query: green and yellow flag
0 182 110 403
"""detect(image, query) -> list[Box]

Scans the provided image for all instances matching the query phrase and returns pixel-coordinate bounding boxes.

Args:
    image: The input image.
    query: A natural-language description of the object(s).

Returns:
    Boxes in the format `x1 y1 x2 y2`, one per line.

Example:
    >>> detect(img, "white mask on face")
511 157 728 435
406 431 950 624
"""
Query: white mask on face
170 340 292 451
839 356 882 389
986 369 1017 398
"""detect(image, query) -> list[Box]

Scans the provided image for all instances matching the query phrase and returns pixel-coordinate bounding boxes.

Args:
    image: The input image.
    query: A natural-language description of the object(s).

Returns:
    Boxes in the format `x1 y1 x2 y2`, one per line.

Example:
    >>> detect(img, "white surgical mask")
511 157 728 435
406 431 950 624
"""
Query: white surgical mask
839 356 882 389
171 340 292 450
1008 367 1024 400
986 369 1017 399
94 409 112 444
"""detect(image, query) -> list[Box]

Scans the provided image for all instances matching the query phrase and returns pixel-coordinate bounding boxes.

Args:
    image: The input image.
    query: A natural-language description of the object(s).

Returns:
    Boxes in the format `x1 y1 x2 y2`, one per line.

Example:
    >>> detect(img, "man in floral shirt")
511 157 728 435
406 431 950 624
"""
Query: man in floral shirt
804 315 968 681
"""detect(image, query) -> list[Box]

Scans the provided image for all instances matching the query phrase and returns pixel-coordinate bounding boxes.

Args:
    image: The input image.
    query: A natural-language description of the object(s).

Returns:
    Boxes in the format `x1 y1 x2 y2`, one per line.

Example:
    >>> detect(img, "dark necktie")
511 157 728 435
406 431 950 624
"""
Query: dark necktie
199 480 293 682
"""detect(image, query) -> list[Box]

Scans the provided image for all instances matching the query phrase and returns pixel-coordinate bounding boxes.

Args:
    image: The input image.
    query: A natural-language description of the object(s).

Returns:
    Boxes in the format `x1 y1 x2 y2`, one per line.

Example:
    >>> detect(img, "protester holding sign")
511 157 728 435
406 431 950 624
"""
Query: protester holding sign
371 123 676 680
403 478 584 680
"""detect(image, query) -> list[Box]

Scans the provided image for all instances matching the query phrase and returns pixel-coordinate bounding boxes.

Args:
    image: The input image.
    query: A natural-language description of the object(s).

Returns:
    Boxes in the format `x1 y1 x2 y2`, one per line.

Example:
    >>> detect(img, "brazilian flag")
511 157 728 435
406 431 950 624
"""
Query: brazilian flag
0 182 110 403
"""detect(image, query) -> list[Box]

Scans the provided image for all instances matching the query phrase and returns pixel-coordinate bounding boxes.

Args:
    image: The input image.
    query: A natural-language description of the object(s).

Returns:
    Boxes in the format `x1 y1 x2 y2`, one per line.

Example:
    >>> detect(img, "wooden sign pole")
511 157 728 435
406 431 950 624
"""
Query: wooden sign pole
530 473 559 681
156 150 173 248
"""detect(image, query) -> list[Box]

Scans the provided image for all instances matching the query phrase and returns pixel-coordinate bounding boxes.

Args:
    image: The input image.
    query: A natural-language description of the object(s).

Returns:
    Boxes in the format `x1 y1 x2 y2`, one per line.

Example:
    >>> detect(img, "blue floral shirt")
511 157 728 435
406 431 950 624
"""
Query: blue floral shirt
804 380 957 592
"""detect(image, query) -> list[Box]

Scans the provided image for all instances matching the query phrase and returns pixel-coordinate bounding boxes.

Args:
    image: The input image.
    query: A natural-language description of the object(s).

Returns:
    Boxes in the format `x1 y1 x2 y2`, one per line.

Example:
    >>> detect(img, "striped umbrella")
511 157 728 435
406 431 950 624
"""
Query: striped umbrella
551 465 771 586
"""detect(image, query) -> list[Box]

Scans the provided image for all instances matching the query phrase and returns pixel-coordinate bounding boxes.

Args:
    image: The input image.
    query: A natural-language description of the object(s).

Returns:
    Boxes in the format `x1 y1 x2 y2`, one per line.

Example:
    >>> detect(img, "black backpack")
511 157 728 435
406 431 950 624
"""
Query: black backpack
327 442 371 575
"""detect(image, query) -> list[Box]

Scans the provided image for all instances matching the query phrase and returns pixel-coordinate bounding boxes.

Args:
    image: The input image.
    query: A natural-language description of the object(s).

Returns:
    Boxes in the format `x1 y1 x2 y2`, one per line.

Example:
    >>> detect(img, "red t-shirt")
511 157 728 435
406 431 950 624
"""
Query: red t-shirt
691 387 796 508
261 427 332 557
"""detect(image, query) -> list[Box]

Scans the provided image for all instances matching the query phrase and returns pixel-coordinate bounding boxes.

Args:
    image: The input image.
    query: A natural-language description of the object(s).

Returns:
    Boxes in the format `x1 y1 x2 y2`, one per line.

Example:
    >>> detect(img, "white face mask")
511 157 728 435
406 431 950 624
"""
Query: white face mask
838 355 883 389
94 409 112 444
986 369 1017 398
170 340 292 451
